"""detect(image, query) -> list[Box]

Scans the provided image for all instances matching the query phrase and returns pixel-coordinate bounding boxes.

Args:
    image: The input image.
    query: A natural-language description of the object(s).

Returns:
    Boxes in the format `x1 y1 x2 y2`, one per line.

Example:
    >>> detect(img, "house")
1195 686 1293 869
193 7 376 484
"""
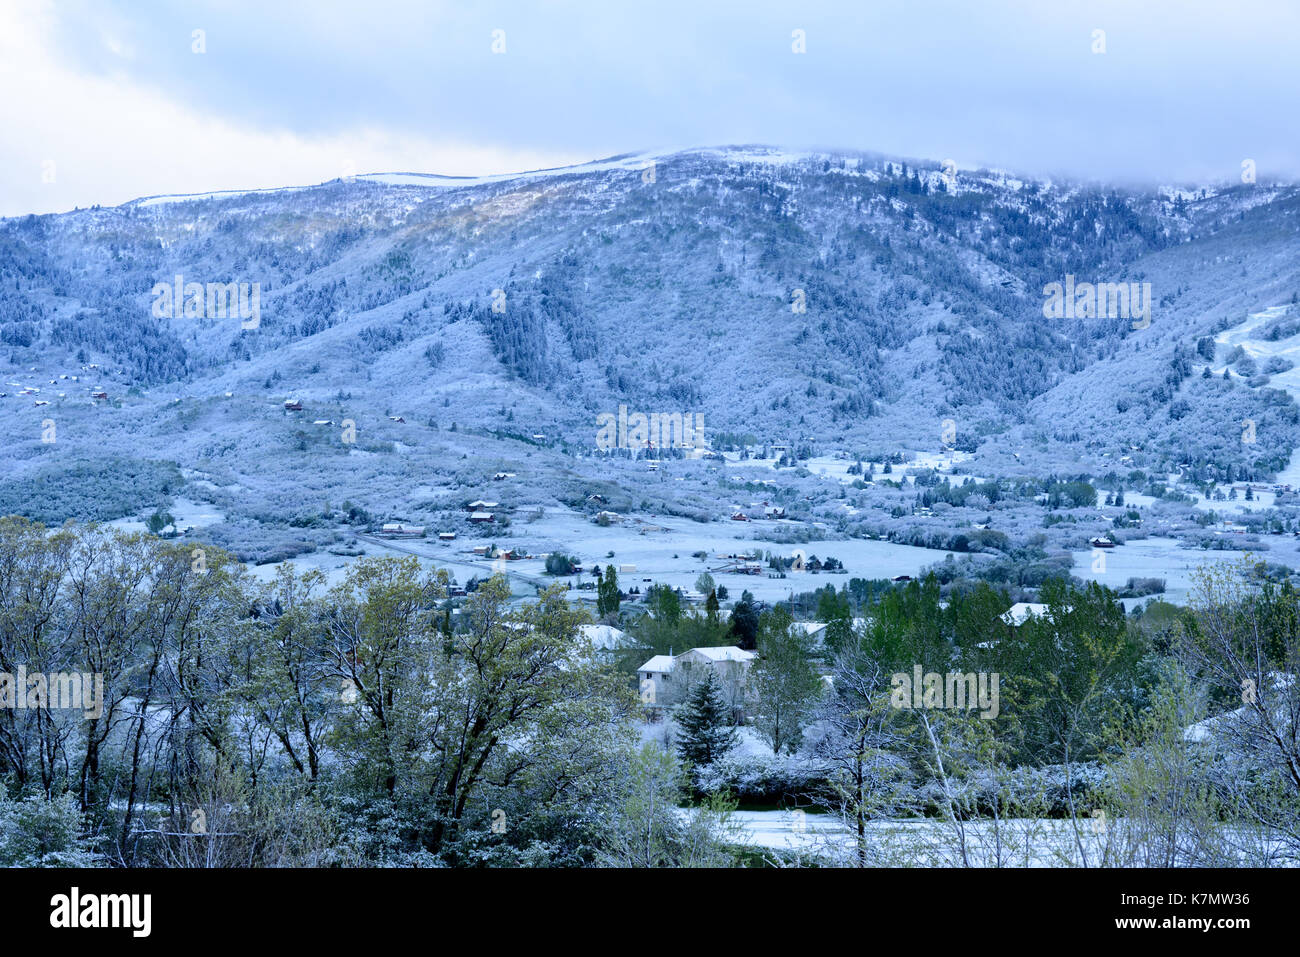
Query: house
379 523 425 538
1089 537 1116 549
90 390 108 401
283 399 303 411
471 545 490 555
764 506 786 519
438 531 457 541
731 512 750 522
676 646 758 716
594 510 622 524
637 655 678 704
469 511 495 523
466 500 499 511
493 472 516 481
388 415 405 423
891 574 913 583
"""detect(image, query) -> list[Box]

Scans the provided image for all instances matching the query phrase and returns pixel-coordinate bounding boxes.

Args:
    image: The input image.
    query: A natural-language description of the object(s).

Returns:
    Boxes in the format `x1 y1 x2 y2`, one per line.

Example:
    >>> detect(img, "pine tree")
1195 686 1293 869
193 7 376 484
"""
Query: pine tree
675 670 738 768
729 591 760 650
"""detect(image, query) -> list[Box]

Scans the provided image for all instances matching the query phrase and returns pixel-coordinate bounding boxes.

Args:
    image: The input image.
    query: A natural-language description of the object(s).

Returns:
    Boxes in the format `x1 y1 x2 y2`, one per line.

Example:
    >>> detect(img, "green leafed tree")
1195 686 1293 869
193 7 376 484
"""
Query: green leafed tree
751 606 823 754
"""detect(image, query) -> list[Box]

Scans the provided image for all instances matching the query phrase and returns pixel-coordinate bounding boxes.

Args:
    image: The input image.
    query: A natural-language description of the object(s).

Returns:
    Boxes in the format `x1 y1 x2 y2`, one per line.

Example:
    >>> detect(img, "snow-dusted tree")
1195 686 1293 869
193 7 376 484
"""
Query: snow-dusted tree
675 670 738 770
751 606 822 754
597 743 738 867
809 638 911 866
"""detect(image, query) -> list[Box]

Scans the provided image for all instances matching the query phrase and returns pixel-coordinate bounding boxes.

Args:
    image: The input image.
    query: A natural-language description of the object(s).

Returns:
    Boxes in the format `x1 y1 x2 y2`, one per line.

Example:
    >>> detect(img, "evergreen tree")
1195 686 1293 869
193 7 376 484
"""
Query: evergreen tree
675 670 738 768
729 590 760 649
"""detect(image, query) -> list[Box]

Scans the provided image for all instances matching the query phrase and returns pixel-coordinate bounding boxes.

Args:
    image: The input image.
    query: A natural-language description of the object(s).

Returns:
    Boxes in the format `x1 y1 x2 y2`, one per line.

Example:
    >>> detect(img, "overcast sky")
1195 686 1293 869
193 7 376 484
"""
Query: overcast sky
4 0 1299 217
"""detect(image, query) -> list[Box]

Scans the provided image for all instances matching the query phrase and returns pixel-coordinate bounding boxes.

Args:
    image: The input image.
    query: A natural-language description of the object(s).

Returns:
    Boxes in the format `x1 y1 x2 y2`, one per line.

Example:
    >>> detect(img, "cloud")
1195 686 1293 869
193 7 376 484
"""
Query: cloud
0 0 583 216
3 0 1300 216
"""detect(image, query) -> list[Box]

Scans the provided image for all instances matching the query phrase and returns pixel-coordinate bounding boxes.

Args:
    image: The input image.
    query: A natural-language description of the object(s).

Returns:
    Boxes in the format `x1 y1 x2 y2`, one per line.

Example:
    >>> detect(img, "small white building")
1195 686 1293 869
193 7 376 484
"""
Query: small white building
637 655 678 704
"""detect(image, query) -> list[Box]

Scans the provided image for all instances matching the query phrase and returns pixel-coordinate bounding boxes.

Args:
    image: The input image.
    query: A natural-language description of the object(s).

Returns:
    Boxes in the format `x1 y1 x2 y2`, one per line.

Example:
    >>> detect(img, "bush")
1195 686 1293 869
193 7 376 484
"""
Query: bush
545 552 577 576
0 791 101 867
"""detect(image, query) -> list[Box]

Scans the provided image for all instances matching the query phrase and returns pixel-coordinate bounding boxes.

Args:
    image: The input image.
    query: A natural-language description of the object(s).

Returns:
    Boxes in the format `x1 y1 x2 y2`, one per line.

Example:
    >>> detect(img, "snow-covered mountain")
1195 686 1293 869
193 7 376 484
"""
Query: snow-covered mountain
3 145 1300 548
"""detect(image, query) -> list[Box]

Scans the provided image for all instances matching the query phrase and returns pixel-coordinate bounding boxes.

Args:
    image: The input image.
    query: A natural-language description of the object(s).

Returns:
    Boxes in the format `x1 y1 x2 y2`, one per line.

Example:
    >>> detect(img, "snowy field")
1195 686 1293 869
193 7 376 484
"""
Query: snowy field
708 811 1293 866
105 496 227 535
497 505 973 603
233 502 967 601
723 451 977 487
1067 535 1300 607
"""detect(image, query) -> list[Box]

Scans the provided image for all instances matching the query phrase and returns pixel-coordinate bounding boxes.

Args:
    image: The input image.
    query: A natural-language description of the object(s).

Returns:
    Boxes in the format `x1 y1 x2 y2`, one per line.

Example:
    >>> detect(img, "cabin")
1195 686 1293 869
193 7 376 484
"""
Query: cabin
466 500 499 511
471 545 490 555
90 390 108 401
731 512 750 522
283 399 303 411
438 531 457 541
469 511 495 523
378 523 425 538
493 472 516 481
388 415 405 423
764 506 786 519
1089 537 1116 549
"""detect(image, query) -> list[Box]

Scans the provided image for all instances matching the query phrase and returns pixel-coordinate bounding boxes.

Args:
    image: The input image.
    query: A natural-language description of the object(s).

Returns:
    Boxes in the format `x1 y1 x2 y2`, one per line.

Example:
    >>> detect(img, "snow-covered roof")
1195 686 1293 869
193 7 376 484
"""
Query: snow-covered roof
1000 602 1048 627
680 646 756 663
1184 673 1296 744
579 624 627 651
638 655 676 673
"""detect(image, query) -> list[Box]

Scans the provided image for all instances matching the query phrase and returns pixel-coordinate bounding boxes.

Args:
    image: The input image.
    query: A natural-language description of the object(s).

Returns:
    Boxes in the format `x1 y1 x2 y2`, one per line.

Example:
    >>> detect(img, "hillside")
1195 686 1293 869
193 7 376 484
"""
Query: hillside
3 145 1300 560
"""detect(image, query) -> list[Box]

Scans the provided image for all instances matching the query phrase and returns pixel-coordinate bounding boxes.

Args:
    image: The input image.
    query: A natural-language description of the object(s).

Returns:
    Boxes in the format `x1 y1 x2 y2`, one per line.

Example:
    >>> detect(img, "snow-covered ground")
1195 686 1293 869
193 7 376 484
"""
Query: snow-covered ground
705 810 1294 865
1215 304 1300 488
1070 535 1248 607
105 496 226 535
